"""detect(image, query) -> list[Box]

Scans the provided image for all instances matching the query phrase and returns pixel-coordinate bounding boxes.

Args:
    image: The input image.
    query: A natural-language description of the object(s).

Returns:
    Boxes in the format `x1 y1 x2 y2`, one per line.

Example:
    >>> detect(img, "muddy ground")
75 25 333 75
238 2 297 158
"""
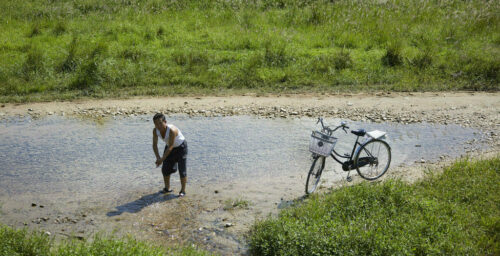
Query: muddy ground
0 92 498 255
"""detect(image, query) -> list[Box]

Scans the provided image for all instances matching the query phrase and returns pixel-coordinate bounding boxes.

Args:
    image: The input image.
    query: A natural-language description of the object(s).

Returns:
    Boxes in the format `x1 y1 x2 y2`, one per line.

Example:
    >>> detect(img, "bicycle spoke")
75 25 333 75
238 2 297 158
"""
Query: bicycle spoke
356 140 391 180
306 156 325 194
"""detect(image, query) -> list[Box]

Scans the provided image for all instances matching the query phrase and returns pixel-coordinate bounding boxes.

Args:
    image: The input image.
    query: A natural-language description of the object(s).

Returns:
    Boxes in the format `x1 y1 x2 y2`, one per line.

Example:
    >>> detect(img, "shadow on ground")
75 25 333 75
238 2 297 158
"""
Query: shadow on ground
106 191 178 217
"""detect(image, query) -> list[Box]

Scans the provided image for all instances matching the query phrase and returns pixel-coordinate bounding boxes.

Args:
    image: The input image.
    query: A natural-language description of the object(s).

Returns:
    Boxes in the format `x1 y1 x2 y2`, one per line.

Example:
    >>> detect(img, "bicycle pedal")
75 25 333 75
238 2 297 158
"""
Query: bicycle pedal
346 176 352 182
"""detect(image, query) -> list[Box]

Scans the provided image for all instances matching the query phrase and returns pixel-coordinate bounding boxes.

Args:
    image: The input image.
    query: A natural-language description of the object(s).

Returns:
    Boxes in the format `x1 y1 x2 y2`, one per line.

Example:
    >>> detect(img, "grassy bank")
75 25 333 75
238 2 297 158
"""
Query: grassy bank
0 0 498 102
249 157 500 255
0 226 212 256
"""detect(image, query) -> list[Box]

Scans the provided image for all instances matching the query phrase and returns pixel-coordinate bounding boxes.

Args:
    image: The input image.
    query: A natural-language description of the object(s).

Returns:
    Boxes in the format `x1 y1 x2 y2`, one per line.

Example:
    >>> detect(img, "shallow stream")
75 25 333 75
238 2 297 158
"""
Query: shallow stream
0 115 488 253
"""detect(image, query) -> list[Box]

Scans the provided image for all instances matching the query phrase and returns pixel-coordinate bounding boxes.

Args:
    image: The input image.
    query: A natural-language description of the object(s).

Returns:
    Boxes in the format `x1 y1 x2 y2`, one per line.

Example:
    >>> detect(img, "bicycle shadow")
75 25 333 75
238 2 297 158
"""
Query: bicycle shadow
277 195 308 210
106 191 178 217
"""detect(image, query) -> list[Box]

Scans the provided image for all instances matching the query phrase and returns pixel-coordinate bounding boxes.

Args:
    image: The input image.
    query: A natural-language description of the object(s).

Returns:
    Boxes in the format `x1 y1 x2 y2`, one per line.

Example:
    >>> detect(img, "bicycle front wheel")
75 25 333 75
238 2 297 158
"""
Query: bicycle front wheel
354 139 391 180
305 155 325 194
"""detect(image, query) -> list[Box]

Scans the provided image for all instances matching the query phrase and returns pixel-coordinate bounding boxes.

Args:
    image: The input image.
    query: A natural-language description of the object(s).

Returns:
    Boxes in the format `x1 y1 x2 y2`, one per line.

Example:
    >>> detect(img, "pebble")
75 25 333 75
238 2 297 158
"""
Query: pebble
44 231 51 236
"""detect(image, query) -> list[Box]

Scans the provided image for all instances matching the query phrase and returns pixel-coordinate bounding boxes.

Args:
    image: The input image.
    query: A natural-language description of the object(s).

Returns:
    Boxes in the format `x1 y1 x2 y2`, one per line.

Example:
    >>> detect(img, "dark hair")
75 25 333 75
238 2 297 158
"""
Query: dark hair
153 113 166 122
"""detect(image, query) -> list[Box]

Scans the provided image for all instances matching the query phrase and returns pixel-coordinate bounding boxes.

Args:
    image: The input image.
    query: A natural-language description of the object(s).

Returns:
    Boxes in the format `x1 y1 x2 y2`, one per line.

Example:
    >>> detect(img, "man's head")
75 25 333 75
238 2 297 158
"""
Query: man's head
153 113 167 130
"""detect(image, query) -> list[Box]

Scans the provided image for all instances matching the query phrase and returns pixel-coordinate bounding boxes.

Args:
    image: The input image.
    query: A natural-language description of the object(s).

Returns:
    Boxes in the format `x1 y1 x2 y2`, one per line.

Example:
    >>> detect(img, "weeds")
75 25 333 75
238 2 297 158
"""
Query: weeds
172 50 209 67
264 40 288 67
59 37 79 73
53 21 67 36
223 198 251 211
410 50 433 70
21 47 45 80
312 50 353 73
0 225 212 256
120 47 144 61
249 157 500 255
229 53 262 88
0 0 499 101
69 43 107 91
382 44 403 67
28 23 41 38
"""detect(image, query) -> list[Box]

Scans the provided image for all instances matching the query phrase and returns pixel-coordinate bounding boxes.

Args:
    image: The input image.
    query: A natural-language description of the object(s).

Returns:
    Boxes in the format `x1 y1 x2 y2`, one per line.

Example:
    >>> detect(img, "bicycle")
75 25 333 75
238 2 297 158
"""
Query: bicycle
305 118 391 194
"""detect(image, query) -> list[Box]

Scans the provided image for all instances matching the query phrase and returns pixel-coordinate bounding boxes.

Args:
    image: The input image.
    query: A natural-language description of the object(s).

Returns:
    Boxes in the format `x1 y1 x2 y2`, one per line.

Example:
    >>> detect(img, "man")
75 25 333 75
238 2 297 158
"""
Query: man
152 113 187 197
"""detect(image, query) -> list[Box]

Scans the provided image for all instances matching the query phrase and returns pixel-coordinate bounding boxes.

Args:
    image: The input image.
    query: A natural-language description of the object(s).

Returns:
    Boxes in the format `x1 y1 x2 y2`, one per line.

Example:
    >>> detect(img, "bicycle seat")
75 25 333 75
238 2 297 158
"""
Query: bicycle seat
351 129 366 137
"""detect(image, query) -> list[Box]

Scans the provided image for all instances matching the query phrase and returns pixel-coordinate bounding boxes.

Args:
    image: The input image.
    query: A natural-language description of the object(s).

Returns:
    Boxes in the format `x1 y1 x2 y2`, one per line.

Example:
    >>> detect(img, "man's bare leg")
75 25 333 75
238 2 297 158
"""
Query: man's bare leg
163 175 170 190
180 177 187 193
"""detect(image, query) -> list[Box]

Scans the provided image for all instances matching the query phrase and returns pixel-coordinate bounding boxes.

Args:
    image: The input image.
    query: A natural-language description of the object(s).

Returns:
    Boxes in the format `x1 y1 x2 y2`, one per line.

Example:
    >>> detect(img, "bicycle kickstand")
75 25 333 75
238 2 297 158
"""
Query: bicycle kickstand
346 171 352 182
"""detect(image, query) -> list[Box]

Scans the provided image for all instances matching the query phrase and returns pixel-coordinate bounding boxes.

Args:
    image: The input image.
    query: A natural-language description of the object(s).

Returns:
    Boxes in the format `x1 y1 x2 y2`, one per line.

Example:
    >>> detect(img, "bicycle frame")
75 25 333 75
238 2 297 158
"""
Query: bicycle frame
330 135 363 165
316 118 367 167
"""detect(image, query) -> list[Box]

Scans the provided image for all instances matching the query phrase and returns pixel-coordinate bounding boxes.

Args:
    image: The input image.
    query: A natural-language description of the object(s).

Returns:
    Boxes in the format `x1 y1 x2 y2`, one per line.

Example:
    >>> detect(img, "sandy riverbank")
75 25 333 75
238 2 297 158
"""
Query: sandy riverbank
0 92 498 128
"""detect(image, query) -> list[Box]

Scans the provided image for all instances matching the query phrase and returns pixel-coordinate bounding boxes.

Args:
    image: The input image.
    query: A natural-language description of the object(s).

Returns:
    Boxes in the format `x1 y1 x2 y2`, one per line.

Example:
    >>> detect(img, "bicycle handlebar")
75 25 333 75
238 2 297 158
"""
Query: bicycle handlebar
317 117 349 135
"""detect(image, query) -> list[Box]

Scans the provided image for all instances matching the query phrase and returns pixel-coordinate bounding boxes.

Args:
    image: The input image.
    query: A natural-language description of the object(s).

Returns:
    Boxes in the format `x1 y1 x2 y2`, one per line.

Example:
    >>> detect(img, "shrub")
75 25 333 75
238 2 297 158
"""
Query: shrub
229 53 263 88
21 47 45 80
27 23 41 37
264 40 288 67
120 47 144 61
157 26 166 37
382 44 403 67
53 21 67 36
411 50 433 69
59 36 79 73
172 50 209 67
69 43 107 91
312 50 353 73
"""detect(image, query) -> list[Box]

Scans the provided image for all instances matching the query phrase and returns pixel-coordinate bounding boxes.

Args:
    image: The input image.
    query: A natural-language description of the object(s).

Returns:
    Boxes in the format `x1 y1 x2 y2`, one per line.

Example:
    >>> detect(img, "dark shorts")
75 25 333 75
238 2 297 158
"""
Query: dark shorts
162 141 187 178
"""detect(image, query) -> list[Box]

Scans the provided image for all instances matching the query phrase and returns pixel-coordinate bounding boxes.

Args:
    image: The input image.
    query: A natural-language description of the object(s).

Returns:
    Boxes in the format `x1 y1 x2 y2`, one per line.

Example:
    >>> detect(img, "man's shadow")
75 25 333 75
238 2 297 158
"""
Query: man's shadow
106 191 178 217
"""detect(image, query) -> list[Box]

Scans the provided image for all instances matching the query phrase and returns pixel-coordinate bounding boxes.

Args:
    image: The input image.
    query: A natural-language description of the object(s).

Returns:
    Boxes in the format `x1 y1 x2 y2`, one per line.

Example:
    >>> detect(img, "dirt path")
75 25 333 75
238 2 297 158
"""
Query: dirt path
1 92 499 128
0 92 499 255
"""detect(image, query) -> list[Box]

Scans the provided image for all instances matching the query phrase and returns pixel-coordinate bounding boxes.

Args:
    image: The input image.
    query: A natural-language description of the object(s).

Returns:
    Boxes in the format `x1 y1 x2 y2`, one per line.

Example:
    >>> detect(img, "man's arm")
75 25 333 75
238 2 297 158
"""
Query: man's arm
152 128 161 160
160 126 178 161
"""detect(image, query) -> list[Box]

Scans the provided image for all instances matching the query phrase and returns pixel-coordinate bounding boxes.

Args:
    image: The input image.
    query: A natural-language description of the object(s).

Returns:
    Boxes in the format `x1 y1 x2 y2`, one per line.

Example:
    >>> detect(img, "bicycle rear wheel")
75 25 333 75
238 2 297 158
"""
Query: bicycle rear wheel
354 139 391 180
305 155 325 194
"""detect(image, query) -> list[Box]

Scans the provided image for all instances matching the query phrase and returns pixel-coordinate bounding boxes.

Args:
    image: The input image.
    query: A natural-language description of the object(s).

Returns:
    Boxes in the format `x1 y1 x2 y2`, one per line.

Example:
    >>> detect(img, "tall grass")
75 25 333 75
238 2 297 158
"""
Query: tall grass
249 157 500 255
0 226 212 256
0 0 498 102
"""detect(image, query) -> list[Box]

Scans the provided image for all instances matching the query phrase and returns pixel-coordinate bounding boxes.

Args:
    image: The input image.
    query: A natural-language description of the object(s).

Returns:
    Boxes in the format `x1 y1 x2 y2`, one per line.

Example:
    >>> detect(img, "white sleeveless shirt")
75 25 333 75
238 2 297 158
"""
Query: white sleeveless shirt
156 124 185 147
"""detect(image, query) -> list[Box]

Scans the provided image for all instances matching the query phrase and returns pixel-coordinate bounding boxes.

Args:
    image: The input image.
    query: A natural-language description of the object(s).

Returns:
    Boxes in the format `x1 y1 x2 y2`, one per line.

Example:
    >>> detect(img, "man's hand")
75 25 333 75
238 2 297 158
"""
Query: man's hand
155 157 164 167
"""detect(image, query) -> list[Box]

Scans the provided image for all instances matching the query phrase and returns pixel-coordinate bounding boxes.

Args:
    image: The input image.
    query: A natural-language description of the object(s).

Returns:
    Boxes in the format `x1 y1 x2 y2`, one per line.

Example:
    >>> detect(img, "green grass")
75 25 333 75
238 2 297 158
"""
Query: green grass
0 227 212 256
249 157 500 255
223 198 251 211
0 0 499 102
